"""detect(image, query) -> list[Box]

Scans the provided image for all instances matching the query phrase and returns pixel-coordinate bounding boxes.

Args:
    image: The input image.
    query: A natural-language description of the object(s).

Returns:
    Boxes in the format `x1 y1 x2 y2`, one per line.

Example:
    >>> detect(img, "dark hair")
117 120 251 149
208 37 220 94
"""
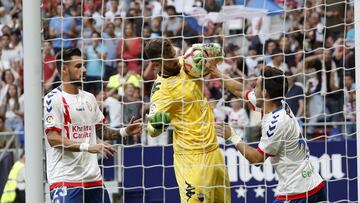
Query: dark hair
261 66 288 104
1 33 10 39
91 31 101 38
271 48 283 59
264 39 279 53
1 69 14 84
144 38 174 60
4 84 20 113
0 114 5 122
165 5 176 13
56 48 82 74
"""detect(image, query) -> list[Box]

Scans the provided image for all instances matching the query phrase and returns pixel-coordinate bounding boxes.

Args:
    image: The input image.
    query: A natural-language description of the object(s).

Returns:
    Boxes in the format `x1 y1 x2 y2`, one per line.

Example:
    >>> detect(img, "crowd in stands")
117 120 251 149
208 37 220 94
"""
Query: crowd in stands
0 0 23 148
0 0 356 147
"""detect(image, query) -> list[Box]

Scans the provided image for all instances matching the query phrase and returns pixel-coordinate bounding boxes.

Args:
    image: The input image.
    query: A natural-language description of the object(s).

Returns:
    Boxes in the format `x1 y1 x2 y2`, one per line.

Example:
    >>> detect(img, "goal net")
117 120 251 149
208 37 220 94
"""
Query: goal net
41 0 357 202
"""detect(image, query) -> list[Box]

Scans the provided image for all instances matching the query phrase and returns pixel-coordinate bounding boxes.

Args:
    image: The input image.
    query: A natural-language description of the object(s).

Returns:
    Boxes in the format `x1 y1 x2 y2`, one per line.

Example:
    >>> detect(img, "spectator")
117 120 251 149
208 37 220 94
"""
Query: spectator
43 41 58 93
126 2 143 37
285 71 304 118
309 12 325 49
1 34 21 66
103 89 122 128
103 22 119 79
107 61 141 97
245 46 260 76
92 3 105 31
150 17 162 38
0 115 11 148
0 152 25 203
248 15 272 45
216 96 249 139
163 5 182 36
319 49 342 123
279 35 296 68
204 0 221 12
268 48 289 72
105 0 121 22
0 7 11 26
1 25 11 36
343 74 356 137
263 39 279 64
0 84 24 132
0 69 18 102
209 98 227 122
81 18 97 47
48 3 78 54
143 24 152 39
122 83 142 144
116 22 142 74
149 0 163 18
84 31 107 95
10 30 22 60
114 16 123 37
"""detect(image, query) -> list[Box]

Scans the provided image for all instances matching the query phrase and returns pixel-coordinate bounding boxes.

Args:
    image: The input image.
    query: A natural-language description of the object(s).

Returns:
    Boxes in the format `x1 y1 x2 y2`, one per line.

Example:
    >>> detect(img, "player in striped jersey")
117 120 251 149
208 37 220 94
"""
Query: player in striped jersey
208 65 326 203
44 48 142 203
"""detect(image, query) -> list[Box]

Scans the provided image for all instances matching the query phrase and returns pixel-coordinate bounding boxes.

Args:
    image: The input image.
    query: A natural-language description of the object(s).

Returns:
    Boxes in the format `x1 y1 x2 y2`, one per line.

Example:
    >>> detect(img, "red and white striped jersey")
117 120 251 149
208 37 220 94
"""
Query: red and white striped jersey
245 91 324 200
44 87 104 189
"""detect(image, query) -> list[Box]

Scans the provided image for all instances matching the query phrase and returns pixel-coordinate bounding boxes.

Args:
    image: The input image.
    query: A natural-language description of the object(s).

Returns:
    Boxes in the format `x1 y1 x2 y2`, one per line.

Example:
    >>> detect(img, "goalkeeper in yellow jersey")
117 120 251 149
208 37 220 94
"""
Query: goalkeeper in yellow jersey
144 38 230 203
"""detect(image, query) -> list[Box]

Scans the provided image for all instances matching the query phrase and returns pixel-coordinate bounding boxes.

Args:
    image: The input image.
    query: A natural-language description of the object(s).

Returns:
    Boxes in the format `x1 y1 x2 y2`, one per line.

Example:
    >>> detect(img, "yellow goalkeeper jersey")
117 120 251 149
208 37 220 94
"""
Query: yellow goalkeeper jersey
147 62 218 155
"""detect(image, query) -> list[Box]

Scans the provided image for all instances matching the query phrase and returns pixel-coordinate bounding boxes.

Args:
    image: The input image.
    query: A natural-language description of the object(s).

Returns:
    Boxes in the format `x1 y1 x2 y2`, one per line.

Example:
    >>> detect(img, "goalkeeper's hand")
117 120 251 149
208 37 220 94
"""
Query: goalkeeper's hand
216 123 242 145
147 112 171 136
192 43 224 63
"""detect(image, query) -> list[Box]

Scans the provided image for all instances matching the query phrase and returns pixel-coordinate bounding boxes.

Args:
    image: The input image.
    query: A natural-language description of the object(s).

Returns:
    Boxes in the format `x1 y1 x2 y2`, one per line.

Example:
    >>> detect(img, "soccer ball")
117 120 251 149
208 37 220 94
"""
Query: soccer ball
183 43 223 78
184 47 208 78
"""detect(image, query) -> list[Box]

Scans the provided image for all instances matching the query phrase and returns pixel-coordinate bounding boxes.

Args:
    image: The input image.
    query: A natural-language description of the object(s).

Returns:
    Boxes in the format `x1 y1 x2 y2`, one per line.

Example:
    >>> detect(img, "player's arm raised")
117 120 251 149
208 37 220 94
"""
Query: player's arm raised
205 55 246 98
216 123 265 164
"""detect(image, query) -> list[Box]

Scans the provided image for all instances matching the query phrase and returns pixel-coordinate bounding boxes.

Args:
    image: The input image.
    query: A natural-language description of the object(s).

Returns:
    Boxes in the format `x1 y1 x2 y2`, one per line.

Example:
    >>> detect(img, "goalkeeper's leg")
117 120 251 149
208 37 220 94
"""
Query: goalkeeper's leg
174 148 230 203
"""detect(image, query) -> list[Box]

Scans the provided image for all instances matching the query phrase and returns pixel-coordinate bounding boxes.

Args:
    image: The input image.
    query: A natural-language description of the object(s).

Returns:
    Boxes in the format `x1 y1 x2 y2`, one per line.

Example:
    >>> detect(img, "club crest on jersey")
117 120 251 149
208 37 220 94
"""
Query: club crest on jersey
86 101 93 112
45 115 56 127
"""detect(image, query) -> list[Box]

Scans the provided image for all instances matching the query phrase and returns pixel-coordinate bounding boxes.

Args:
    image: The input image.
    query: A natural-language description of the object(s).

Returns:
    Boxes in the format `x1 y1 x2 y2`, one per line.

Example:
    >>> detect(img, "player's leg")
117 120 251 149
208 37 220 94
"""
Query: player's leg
211 148 231 203
174 153 215 203
50 187 83 203
84 186 111 203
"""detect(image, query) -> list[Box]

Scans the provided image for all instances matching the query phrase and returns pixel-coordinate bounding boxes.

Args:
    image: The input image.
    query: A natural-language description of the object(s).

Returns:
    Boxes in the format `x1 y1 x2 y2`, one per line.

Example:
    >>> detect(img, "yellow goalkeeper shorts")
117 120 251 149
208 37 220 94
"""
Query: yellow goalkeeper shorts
174 147 231 203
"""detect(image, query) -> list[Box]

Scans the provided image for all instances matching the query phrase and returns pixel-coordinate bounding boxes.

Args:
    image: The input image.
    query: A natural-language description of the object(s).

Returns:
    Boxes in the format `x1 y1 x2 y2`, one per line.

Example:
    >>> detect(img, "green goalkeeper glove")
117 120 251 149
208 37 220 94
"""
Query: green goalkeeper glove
148 112 171 134
192 43 224 64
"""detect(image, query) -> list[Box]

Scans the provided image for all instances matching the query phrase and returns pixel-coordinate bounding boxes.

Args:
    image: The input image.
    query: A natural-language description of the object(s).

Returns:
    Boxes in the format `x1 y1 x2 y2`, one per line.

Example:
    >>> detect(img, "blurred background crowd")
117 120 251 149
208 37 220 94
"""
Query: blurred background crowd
0 0 355 147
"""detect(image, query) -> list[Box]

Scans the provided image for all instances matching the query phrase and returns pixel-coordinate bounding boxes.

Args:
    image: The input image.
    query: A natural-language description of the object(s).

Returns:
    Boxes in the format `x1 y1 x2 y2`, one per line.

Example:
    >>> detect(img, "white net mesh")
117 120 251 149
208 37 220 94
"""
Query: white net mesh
40 0 357 202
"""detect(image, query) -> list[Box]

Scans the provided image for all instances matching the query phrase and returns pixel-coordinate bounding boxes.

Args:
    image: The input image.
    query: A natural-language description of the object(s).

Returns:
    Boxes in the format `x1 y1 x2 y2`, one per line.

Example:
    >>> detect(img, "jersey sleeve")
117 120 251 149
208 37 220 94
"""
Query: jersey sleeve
257 117 284 158
244 90 261 112
44 94 63 135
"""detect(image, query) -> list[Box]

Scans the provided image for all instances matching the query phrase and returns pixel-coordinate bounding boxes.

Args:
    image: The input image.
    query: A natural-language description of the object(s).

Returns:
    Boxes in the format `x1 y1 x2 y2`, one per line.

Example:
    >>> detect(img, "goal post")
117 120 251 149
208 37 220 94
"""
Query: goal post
354 0 360 201
23 0 44 202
